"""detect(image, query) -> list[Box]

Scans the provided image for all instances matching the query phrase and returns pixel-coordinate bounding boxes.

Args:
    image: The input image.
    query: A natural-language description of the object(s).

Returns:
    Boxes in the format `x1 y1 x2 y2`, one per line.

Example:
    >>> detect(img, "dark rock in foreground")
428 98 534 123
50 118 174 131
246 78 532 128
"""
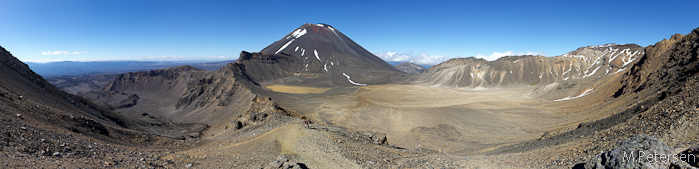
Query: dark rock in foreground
265 154 307 169
581 134 697 169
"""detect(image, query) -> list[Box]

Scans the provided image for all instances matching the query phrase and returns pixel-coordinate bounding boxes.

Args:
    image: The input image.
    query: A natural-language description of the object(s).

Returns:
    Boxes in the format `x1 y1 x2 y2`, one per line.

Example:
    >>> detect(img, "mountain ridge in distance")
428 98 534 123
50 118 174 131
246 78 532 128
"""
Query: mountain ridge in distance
418 43 644 88
27 60 234 77
394 62 427 74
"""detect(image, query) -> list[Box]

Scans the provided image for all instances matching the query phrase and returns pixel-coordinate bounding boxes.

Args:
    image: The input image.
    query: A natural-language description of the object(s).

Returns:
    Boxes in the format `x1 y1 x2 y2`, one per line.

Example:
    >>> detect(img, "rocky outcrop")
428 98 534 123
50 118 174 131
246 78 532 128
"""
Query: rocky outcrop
582 134 673 168
394 62 427 75
419 44 644 87
369 133 388 145
175 63 253 110
614 28 699 98
234 51 302 85
172 62 302 137
265 154 307 169
581 134 697 169
225 96 294 131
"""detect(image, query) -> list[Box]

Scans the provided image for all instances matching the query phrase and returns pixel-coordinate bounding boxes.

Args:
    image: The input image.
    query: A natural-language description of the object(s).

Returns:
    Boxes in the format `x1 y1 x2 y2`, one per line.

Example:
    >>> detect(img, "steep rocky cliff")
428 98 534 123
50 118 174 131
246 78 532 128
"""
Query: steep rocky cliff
0 46 127 137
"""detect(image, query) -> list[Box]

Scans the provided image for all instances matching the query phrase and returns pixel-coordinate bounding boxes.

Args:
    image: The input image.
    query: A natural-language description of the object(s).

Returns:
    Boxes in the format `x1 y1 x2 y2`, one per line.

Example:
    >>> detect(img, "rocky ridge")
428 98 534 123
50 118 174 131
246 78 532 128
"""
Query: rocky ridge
394 62 427 74
419 44 644 87
483 27 699 168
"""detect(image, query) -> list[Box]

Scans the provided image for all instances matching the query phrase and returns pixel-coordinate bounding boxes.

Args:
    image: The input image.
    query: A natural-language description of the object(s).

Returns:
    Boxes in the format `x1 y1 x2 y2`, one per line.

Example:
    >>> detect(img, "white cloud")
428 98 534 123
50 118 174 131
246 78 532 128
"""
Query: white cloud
374 51 450 65
475 51 545 61
41 51 88 55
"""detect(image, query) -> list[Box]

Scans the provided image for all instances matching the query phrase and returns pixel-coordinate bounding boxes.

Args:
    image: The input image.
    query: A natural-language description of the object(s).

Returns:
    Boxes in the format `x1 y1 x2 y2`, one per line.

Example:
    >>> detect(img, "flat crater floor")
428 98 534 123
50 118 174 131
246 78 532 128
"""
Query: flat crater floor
266 85 331 94
273 84 584 155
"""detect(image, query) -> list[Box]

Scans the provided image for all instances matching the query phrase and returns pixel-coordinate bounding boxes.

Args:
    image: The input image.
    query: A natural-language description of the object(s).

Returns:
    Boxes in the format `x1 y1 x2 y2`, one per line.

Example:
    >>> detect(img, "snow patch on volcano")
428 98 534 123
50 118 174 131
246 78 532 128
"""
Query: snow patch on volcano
291 29 307 39
343 73 366 86
314 50 320 61
275 39 294 54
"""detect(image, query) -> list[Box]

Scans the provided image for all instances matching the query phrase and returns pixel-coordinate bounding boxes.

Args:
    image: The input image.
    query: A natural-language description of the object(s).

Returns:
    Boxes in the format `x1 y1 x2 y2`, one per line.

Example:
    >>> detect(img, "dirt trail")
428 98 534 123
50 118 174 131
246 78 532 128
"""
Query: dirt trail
276 124 361 168
169 124 361 168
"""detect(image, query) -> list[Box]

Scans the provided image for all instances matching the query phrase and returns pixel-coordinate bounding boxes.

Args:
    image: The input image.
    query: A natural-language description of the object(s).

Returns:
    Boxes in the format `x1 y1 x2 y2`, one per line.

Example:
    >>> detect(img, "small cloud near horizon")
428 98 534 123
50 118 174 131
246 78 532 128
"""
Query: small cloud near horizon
475 51 545 61
41 51 88 55
374 51 450 65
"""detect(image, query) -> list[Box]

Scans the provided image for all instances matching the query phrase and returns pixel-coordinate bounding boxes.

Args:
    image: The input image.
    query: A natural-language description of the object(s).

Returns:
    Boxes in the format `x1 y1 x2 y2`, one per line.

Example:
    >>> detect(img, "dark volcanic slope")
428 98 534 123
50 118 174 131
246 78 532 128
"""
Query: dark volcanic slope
0 46 207 168
419 44 644 87
259 23 408 87
0 46 128 138
81 65 210 117
0 46 208 140
394 62 427 75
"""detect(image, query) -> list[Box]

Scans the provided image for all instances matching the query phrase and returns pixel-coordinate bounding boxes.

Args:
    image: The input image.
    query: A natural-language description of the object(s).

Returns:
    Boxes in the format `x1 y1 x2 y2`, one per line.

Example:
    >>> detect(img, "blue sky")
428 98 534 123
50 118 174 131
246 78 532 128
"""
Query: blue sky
1 0 698 65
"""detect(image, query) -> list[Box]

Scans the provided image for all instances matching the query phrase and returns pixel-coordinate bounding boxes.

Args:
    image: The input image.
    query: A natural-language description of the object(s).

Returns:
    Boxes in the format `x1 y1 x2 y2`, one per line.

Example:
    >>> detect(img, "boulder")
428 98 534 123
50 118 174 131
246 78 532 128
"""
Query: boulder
267 154 288 168
370 133 388 145
581 134 695 169
265 154 307 169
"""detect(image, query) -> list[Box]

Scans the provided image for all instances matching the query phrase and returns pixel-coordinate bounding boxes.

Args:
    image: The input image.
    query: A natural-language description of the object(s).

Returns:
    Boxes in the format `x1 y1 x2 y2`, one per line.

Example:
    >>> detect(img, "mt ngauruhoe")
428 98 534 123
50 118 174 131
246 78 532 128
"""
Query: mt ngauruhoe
259 23 408 87
4 23 699 168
